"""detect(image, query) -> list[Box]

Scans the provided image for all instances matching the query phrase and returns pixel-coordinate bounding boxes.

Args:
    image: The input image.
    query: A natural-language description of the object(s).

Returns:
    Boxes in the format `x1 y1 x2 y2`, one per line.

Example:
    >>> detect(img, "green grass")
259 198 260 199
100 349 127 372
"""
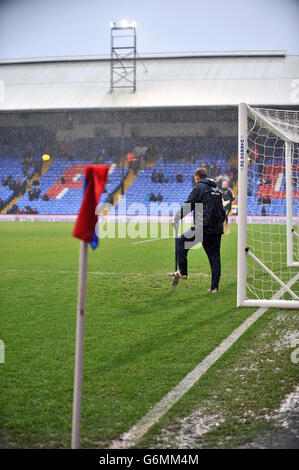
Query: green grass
0 222 298 449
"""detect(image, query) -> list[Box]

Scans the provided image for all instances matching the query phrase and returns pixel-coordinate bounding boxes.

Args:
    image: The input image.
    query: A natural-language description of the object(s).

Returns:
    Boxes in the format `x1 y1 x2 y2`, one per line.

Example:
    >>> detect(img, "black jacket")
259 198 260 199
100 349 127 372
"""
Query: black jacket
174 178 225 234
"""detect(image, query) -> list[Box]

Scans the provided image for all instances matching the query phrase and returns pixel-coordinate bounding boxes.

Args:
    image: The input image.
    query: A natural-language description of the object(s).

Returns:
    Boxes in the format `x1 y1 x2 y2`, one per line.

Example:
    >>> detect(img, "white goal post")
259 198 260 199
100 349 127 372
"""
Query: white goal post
237 103 299 309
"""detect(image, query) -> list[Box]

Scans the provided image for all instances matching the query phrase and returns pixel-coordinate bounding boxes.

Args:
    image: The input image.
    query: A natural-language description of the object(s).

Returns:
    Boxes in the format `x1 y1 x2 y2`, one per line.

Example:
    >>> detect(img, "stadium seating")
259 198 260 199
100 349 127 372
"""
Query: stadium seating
0 157 24 206
1 133 297 216
14 158 125 215
115 157 230 215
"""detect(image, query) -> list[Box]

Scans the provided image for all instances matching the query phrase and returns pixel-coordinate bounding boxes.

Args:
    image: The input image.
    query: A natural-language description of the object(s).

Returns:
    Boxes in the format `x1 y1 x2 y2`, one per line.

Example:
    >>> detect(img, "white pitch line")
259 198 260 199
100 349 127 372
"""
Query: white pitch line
131 238 203 252
109 272 299 449
0 268 127 275
131 237 168 245
0 269 208 277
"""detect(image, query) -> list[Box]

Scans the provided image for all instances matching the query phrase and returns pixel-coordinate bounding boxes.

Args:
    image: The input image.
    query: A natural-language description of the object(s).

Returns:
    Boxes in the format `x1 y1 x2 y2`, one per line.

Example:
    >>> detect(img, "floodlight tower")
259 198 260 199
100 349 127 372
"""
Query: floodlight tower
109 20 137 93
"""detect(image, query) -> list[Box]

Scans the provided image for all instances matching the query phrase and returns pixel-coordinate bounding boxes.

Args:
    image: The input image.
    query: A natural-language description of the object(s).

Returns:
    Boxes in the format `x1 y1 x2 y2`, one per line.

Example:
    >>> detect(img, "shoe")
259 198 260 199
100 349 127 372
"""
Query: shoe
208 288 218 293
167 271 188 280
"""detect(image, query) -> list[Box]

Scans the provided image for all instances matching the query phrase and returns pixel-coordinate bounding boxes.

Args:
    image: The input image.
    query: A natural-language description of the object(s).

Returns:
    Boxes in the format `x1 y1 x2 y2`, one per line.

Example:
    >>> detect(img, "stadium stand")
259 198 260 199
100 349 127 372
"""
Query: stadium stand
247 155 299 216
118 157 231 215
0 157 25 208
4 133 298 217
0 135 239 215
11 159 126 215
2 150 298 217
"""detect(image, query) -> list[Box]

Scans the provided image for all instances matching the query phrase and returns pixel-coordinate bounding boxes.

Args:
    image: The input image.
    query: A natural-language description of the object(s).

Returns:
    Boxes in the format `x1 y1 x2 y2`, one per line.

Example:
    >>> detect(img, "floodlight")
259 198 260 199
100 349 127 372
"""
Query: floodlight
120 19 129 28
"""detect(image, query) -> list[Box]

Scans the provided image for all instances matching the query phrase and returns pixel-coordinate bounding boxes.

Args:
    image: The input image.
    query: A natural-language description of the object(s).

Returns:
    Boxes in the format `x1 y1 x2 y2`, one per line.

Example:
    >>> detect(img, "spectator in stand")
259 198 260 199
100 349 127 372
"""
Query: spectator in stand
22 206 39 215
176 171 183 183
264 195 271 204
264 176 272 185
210 161 217 179
127 152 136 170
96 154 105 164
0 197 3 210
151 169 157 183
107 193 114 205
7 204 21 214
7 175 14 190
232 165 238 185
157 170 164 183
14 180 21 196
257 195 271 205
202 162 210 177
157 192 163 202
257 156 264 180
163 170 169 183
33 186 41 199
22 206 30 214
150 193 156 202
60 176 66 184
22 176 29 192
22 166 30 177
261 205 266 216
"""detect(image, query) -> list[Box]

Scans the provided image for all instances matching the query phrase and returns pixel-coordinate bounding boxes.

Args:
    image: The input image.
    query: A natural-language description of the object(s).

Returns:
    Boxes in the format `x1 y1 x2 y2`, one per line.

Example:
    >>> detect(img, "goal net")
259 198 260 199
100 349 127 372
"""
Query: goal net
237 103 299 308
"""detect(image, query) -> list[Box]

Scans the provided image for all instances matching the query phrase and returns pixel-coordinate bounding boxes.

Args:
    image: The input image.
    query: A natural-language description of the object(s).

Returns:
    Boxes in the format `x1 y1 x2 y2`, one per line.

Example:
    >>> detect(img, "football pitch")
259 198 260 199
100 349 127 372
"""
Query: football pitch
0 222 298 449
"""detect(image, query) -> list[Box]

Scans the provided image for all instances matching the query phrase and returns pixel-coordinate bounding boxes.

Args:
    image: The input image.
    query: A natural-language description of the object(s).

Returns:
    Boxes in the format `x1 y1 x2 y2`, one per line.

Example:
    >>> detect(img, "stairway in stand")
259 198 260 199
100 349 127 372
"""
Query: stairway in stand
113 169 137 206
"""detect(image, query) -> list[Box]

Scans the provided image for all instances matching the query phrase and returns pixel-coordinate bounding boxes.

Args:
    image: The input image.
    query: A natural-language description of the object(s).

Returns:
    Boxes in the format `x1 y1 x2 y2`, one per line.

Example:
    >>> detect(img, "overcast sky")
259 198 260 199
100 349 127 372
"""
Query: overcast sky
0 0 299 60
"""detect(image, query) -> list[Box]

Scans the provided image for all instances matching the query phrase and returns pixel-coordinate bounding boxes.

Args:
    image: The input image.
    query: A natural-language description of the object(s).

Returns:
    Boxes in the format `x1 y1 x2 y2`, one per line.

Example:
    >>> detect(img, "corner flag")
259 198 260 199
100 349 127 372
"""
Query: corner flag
71 165 109 449
72 165 110 248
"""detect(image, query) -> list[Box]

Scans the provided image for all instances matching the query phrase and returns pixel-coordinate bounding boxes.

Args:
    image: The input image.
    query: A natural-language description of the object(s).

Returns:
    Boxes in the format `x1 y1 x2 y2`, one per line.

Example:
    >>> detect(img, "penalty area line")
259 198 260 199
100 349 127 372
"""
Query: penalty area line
109 272 299 449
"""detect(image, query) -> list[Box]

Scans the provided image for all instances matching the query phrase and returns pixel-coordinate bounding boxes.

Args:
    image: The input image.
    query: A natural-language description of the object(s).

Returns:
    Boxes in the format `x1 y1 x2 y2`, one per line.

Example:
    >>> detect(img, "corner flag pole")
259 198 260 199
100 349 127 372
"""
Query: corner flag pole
72 240 88 449
71 164 110 448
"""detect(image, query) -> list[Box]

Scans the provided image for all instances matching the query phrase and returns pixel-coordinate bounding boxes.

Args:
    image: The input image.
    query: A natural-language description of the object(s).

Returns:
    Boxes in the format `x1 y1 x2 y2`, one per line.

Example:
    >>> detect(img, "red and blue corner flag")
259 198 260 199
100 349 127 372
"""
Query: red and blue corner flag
71 164 110 449
72 165 110 249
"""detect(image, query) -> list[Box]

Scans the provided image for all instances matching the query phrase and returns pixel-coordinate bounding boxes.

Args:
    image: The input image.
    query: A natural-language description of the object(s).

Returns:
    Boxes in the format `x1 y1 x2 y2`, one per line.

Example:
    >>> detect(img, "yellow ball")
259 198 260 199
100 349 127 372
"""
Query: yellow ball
42 154 50 161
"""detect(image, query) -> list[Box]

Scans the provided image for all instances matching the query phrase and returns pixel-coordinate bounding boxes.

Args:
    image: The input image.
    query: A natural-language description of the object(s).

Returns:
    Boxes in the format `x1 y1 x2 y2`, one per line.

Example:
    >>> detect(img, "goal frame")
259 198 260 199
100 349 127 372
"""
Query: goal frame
286 141 299 267
237 103 299 309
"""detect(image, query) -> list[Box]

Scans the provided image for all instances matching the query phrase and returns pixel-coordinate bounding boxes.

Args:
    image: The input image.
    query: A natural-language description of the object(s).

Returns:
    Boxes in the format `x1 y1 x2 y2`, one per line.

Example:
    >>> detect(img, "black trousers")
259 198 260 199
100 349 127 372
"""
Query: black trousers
175 227 222 290
224 203 232 223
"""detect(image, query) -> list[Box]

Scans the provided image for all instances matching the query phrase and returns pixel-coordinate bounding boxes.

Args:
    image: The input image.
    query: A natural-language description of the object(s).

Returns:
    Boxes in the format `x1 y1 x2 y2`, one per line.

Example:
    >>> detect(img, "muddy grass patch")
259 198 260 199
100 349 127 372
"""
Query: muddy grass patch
140 310 299 449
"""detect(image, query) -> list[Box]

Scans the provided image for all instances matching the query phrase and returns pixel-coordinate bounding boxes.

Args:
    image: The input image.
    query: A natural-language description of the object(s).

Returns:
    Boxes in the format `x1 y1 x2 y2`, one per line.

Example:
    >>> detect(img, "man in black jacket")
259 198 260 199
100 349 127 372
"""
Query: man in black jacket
168 167 225 293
